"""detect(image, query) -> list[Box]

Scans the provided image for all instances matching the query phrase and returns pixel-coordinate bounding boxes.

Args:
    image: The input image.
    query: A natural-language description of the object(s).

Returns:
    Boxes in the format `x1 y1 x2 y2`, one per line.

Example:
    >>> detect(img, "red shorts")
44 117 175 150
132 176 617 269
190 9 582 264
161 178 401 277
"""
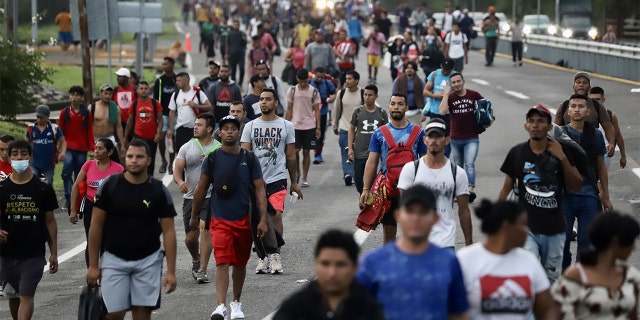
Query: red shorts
210 216 252 267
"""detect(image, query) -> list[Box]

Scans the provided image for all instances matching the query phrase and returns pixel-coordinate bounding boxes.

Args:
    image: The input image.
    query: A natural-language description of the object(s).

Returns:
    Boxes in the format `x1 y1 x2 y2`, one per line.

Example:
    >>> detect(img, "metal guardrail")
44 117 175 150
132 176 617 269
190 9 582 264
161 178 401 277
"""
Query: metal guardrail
479 33 640 82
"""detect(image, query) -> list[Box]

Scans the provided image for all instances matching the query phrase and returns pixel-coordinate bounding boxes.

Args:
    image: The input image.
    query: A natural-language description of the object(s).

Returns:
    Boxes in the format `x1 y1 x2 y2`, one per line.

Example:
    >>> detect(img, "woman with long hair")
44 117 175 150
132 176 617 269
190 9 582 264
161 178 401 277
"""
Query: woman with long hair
284 36 305 85
70 138 124 266
552 211 640 319
457 199 560 319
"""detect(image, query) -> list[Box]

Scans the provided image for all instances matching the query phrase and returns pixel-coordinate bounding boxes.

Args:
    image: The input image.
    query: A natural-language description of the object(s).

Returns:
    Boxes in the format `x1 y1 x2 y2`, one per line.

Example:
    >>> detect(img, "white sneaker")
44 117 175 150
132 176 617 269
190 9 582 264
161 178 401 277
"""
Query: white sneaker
255 257 270 274
210 303 227 320
229 300 245 319
269 253 283 274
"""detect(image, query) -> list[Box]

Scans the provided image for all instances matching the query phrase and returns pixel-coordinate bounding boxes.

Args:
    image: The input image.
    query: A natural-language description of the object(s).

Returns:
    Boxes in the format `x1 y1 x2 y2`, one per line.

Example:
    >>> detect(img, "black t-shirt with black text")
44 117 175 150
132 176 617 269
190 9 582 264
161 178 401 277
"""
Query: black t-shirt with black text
0 176 58 259
93 174 177 261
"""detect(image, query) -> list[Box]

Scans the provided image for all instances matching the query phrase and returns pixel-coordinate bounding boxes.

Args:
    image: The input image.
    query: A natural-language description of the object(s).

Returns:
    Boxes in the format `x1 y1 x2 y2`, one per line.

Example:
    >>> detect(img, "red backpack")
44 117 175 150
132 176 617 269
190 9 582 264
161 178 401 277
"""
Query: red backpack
380 125 421 197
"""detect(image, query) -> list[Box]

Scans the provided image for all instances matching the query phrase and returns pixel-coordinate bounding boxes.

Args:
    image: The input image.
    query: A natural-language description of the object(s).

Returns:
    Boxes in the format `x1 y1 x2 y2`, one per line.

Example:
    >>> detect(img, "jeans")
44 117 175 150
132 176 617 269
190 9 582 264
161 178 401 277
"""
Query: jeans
524 232 565 283
228 53 245 85
450 138 479 187
452 56 464 73
511 41 523 62
62 149 87 205
485 37 498 65
353 158 368 194
31 167 54 186
338 130 354 177
562 194 599 270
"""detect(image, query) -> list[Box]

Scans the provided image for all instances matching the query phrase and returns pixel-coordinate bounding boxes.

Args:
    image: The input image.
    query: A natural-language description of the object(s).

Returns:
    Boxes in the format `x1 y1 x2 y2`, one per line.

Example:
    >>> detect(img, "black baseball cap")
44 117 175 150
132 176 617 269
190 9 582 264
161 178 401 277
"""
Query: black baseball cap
219 115 241 128
526 104 552 123
208 60 220 67
441 58 454 70
399 184 437 211
424 118 448 136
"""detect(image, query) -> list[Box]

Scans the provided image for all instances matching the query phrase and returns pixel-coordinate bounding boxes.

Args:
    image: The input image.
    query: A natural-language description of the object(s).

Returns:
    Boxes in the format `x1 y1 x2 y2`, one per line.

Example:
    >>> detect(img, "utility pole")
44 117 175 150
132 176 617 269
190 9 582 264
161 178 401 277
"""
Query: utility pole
78 0 93 104
4 0 15 41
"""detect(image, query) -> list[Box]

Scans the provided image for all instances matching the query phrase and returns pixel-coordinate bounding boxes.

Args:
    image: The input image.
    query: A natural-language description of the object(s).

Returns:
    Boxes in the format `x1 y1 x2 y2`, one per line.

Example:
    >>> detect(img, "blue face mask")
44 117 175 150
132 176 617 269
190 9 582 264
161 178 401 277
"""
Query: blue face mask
10 160 30 173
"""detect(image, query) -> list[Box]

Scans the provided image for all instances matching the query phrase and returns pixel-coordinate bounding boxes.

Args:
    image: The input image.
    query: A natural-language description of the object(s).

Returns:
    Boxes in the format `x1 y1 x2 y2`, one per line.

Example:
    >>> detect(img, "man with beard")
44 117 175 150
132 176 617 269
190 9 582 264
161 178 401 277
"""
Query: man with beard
498 105 582 283
198 60 221 100
91 84 125 157
392 61 425 126
360 93 426 244
113 68 137 133
304 29 338 74
124 81 163 176
87 139 177 319
241 88 302 275
397 118 472 250
209 65 242 126
153 57 177 175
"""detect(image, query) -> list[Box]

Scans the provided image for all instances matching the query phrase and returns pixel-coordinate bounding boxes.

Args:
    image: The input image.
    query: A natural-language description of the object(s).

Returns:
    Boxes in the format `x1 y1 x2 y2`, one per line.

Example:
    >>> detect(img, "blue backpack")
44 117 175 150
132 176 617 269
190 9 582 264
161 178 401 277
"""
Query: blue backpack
475 99 494 134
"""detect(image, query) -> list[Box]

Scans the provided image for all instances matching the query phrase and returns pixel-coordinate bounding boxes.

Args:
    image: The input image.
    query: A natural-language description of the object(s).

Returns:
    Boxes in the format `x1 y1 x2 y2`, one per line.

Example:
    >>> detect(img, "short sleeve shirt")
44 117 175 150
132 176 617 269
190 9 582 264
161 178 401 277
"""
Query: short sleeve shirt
444 32 468 59
350 107 388 159
287 85 321 130
132 99 163 139
168 87 209 129
241 118 295 184
426 69 452 115
201 150 263 221
114 85 137 122
448 89 484 140
81 160 125 201
176 139 221 199
28 122 64 170
368 123 427 174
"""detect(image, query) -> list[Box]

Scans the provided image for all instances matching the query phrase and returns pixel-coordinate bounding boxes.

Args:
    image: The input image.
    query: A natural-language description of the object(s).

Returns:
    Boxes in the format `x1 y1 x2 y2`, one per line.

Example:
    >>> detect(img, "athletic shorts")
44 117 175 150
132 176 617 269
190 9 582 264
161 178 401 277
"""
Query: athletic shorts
58 31 73 44
266 179 288 215
210 216 252 267
0 256 46 297
295 129 316 150
100 249 164 313
381 196 399 225
368 54 381 67
182 198 211 232
162 115 177 132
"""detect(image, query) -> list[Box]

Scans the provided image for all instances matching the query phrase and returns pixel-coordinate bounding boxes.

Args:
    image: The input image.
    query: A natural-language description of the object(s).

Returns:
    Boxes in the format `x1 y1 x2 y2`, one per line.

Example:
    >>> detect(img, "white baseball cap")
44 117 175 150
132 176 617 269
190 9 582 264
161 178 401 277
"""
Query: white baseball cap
114 67 131 78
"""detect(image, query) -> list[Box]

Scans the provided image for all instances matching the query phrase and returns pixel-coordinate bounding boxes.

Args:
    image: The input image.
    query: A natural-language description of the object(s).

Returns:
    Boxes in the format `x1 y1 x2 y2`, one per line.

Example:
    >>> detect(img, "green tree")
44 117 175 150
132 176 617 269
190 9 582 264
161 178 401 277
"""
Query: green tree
0 40 53 118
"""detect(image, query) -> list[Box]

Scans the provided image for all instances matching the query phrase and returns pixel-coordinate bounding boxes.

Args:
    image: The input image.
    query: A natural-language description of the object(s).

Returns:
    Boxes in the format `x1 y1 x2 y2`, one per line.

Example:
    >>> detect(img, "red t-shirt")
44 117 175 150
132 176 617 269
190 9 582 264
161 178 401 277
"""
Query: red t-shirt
0 160 11 181
114 85 137 123
133 99 162 139
58 106 95 152
447 89 484 140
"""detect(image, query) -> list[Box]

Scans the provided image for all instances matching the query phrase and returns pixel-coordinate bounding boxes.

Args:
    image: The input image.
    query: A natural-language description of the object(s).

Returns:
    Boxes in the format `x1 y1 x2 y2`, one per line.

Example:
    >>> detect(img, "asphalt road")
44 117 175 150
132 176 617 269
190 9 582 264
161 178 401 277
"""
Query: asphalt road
4 23 640 320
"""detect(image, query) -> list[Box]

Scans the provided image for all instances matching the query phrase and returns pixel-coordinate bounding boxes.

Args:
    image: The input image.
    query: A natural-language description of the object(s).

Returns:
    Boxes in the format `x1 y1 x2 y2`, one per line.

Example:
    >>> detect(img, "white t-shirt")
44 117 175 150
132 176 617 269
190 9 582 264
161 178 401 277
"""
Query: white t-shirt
445 32 468 59
457 244 550 320
249 18 261 37
241 118 295 184
397 158 469 247
168 87 209 129
443 13 454 33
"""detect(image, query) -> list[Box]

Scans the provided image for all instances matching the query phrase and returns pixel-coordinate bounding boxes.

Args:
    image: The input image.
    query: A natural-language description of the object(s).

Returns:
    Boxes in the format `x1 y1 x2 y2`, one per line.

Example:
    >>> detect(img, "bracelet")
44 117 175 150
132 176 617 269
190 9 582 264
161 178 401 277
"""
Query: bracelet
362 188 368 191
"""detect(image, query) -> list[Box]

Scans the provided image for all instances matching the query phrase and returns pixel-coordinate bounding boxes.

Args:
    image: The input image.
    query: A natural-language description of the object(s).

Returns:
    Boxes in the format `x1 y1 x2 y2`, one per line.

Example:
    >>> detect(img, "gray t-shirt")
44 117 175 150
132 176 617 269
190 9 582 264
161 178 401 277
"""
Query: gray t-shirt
350 106 388 159
241 118 295 184
304 42 338 71
176 138 220 199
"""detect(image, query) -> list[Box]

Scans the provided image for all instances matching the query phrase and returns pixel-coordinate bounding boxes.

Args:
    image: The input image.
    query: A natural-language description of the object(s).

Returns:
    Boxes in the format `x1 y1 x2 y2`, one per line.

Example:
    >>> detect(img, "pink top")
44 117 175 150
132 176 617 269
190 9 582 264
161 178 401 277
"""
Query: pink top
261 33 276 52
287 85 321 130
81 160 125 200
291 48 306 69
367 32 386 55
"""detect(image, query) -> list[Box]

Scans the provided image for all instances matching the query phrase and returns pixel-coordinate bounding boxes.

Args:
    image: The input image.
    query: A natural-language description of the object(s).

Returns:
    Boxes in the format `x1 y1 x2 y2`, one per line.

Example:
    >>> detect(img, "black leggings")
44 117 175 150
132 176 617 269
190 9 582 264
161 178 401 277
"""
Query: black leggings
511 41 523 62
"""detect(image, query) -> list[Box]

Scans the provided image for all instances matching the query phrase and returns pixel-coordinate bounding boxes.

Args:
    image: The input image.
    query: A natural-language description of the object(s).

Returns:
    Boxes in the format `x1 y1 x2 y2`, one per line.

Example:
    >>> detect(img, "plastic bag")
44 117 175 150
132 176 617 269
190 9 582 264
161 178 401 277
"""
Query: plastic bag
78 285 106 320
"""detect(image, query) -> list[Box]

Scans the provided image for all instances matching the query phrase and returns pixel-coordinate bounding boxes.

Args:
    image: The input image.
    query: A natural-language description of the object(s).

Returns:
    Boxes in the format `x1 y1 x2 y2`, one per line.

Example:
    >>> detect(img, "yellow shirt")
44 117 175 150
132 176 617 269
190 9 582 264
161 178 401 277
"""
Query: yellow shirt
213 7 223 19
55 12 72 32
296 24 312 46
196 7 209 23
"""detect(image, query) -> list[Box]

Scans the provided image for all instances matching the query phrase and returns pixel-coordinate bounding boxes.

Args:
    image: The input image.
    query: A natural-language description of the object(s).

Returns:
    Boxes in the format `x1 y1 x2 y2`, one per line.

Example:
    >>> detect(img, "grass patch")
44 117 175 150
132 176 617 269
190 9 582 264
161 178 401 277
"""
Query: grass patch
0 120 64 191
0 23 60 45
47 66 157 93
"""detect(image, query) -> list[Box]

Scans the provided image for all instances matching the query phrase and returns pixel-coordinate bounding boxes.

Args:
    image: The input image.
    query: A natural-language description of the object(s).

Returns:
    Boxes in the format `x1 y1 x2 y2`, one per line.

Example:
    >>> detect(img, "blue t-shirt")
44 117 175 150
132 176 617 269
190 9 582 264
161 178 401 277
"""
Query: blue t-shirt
201 149 263 221
563 125 605 197
369 123 427 174
310 77 336 115
425 69 452 115
347 17 363 39
27 122 64 170
356 242 469 320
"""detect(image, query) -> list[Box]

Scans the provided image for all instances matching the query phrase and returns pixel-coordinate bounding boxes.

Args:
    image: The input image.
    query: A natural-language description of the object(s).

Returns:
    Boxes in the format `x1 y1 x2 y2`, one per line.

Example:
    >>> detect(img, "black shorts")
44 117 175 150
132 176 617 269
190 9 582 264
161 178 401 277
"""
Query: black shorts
0 256 46 297
266 179 288 215
182 198 211 232
381 196 399 226
295 129 316 150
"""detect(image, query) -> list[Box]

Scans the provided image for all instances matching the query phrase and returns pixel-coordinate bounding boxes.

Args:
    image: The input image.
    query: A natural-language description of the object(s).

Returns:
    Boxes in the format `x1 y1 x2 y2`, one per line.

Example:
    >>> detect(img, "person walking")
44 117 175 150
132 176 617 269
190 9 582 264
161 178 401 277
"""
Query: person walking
91 84 125 159
153 57 178 175
310 68 337 165
124 81 163 176
227 19 248 85
422 59 454 157
364 25 386 85
113 68 137 133
0 135 15 181
332 70 362 185
443 22 468 72
481 7 500 66
392 61 426 126
27 105 66 185
209 65 243 125
86 140 177 320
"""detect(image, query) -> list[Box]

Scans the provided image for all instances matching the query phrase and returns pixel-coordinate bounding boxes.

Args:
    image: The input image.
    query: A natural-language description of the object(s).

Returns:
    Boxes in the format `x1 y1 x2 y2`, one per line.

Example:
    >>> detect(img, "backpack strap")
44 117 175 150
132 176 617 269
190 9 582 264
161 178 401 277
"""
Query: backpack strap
90 102 96 122
290 86 296 104
311 88 318 105
359 88 364 106
405 125 422 147
338 88 346 118
413 158 420 180
379 125 397 148
450 159 457 206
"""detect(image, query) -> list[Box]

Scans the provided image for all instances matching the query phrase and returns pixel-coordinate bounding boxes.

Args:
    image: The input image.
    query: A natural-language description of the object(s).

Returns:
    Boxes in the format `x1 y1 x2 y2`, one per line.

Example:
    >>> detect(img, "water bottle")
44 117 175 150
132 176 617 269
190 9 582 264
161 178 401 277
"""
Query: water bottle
167 138 174 153
39 174 47 184
290 192 299 204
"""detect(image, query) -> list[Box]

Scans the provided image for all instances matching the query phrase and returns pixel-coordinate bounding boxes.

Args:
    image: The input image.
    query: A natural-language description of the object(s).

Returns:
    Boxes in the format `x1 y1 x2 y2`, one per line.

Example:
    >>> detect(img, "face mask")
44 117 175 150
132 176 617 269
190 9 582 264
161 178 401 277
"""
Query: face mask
11 160 30 173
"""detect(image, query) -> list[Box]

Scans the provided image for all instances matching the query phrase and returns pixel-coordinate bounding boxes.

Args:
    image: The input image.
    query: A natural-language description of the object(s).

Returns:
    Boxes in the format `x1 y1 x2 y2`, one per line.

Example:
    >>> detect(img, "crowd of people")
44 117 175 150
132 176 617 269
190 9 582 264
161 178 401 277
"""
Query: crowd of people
0 1 634 319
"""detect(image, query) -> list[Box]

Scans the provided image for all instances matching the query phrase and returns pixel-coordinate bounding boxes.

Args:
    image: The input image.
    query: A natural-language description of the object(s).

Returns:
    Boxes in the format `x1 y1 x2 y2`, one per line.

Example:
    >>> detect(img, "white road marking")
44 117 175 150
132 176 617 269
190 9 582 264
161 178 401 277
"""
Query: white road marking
630 88 640 93
174 22 184 34
633 168 640 180
354 229 370 246
471 79 490 86
262 310 276 320
44 241 87 272
186 53 193 73
505 91 529 100
162 174 173 186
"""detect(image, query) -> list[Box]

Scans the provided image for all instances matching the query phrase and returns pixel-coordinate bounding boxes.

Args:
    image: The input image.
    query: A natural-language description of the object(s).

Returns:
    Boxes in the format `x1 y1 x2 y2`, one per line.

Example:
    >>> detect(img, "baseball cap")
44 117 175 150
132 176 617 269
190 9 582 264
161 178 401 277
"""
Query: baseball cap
315 28 324 35
526 104 552 123
219 115 241 128
35 105 50 118
114 67 131 78
99 83 114 92
573 72 591 84
208 60 220 67
296 68 309 80
399 184 437 211
250 73 264 85
441 58 454 70
463 8 469 13
424 118 448 136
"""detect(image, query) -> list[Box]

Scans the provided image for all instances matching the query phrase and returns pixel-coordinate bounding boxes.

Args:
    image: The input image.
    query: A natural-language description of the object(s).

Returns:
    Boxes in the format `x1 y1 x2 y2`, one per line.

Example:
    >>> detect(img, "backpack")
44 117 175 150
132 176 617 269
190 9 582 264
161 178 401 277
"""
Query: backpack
412 158 457 206
131 98 161 122
557 98 602 127
380 125 422 196
27 122 60 164
62 105 91 130
268 77 285 117
474 99 494 134
172 87 203 116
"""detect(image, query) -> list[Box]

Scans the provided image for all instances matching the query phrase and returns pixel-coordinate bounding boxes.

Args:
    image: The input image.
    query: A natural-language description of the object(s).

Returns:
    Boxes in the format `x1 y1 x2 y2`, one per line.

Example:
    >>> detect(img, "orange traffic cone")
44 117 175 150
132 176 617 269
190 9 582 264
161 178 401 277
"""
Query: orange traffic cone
184 32 192 52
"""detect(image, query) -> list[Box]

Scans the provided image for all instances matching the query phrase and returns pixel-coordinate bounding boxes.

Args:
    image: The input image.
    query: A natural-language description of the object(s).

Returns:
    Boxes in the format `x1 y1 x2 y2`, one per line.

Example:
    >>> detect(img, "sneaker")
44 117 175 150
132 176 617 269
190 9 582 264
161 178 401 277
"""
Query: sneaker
468 191 477 203
159 162 167 173
313 155 324 164
301 181 309 187
210 304 228 320
255 258 271 274
195 270 210 284
229 301 245 319
269 253 283 274
344 174 353 186
191 260 200 280
168 165 174 175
